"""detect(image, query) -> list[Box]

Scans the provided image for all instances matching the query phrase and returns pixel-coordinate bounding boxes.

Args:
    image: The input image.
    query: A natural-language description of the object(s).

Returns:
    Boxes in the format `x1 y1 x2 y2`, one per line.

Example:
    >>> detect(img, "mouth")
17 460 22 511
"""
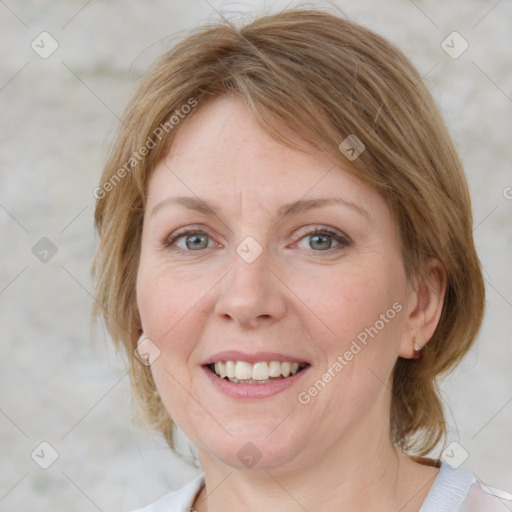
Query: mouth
205 360 310 384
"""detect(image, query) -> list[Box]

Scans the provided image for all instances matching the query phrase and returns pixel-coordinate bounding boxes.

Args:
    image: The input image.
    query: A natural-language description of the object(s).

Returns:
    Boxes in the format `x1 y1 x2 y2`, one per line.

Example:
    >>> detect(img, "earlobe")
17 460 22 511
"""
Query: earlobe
399 259 447 359
411 339 423 360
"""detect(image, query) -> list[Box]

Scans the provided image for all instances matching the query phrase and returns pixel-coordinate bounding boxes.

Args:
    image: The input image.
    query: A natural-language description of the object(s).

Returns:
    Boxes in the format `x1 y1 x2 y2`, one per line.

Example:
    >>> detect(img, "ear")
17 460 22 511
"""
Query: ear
398 259 447 359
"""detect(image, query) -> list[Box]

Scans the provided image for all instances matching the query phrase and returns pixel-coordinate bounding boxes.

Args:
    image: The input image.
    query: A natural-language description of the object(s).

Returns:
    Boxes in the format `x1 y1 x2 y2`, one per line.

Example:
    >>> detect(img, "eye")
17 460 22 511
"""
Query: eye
165 229 216 252
293 227 351 253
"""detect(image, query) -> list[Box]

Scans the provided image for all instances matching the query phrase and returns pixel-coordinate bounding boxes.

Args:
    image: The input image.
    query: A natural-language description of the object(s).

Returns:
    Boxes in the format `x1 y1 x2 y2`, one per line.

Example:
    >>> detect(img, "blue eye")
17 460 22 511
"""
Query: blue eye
167 230 214 251
295 228 351 252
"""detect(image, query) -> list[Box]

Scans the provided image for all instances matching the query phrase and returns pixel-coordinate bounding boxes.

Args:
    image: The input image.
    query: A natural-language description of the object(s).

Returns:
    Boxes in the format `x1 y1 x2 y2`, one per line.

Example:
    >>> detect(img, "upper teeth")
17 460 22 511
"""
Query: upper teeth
213 361 304 381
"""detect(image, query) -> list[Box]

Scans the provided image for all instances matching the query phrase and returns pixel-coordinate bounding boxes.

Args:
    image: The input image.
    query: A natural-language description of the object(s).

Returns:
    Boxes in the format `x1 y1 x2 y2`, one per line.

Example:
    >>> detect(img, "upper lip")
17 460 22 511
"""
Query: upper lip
201 350 309 366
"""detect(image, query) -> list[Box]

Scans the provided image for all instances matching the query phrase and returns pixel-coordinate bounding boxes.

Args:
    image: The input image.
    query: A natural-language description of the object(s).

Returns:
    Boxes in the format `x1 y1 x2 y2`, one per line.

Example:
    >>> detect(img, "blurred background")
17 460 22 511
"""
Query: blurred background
0 0 511 510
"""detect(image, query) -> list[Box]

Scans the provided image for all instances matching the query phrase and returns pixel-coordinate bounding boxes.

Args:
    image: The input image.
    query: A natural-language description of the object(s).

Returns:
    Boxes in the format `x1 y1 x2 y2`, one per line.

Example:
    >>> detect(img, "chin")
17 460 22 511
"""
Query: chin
196 423 307 471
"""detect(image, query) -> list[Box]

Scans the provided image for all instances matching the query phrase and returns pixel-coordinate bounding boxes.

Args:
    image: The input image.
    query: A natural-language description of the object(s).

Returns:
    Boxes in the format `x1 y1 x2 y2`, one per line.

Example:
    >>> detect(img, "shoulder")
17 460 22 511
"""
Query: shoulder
420 461 512 512
130 474 205 512
460 481 512 512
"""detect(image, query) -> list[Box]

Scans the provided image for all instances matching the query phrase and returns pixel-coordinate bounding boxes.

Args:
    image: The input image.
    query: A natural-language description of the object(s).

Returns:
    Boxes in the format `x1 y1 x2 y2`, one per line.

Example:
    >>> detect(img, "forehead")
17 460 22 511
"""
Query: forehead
164 95 332 181
146 95 384 220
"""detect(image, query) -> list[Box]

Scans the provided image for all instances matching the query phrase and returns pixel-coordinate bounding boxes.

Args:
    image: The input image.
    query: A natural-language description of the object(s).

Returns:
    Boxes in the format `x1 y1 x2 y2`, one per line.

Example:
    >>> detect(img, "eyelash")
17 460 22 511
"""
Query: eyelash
163 226 352 255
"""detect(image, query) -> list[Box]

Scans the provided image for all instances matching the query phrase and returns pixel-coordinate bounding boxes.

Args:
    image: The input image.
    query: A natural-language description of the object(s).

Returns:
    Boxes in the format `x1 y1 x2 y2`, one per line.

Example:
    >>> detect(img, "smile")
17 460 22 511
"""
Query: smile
207 360 309 384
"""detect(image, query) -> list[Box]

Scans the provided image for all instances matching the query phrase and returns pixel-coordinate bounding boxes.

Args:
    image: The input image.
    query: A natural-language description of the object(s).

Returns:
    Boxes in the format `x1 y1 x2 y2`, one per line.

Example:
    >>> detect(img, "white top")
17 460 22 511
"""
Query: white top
131 461 512 512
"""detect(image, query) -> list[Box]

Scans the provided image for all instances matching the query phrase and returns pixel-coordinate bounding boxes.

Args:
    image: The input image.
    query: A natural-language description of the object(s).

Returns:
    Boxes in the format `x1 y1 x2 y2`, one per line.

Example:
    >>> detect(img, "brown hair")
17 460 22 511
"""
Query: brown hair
92 8 485 456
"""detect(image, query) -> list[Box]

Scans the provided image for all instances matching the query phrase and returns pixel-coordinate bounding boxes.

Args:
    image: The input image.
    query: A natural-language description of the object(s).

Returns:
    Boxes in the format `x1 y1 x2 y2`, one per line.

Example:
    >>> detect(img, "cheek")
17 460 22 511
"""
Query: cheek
136 253 206 344
291 261 404 350
294 263 408 409
136 262 208 431
136 268 200 402
294 266 406 425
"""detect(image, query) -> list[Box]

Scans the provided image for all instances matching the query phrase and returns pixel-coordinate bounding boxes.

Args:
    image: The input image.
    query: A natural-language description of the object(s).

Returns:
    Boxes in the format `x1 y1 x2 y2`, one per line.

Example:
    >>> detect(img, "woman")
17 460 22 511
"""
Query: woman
92 8 511 512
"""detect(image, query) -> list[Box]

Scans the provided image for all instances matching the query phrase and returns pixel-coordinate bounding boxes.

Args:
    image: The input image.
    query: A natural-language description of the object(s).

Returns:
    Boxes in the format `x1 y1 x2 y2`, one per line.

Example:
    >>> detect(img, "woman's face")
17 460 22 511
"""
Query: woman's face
136 95 415 471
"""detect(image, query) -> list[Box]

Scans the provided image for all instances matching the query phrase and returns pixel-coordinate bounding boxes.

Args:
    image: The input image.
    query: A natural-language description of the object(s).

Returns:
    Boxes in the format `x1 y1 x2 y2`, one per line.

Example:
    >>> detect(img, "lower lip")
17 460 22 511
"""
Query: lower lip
201 365 310 400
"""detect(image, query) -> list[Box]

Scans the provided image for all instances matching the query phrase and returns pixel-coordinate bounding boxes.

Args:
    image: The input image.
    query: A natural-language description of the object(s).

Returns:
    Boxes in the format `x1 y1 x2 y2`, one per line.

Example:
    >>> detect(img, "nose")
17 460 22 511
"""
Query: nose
214 245 288 330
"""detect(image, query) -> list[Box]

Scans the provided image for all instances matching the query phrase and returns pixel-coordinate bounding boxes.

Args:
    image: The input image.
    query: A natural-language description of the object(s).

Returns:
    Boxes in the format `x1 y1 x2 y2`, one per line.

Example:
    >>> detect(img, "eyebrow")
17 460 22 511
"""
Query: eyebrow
150 195 370 220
